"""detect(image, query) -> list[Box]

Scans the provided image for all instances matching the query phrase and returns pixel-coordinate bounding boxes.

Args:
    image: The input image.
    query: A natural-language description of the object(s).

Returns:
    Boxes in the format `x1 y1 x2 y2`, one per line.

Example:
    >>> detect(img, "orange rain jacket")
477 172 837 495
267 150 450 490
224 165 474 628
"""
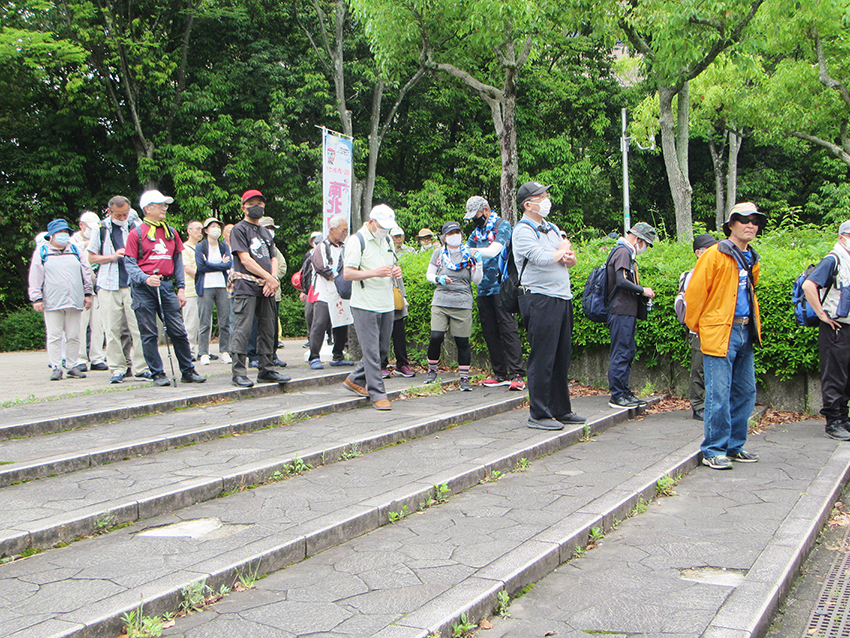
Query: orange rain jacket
684 241 762 357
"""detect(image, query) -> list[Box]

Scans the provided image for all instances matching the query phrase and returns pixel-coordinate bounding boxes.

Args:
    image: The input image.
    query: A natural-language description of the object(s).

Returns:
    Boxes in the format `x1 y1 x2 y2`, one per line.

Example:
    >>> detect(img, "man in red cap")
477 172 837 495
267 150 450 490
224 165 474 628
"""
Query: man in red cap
229 189 290 387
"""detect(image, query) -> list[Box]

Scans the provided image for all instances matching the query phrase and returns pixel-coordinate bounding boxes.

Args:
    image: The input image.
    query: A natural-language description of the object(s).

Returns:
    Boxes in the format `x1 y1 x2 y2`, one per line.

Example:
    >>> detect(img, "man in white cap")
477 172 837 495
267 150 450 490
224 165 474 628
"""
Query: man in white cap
73 211 108 371
342 204 402 410
124 189 206 387
390 226 415 255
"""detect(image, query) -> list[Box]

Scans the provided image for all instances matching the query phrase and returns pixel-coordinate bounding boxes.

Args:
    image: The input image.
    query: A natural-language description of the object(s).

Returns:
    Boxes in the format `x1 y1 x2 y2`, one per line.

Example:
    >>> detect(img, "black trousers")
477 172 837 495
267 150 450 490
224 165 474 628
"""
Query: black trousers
819 321 850 424
477 293 524 377
518 293 573 420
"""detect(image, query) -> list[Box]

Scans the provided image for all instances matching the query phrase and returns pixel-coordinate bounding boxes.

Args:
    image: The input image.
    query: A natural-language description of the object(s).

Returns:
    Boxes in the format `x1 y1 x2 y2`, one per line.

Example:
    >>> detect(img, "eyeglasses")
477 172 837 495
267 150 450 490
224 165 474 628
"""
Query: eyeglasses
151 203 169 210
732 215 760 226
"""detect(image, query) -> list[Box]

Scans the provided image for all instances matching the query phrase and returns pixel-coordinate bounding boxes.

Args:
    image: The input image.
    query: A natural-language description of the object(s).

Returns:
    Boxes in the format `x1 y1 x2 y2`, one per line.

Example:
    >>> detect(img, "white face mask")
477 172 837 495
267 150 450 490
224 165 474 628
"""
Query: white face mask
635 241 647 255
82 226 92 239
537 199 552 217
374 226 389 240
207 226 222 240
445 233 462 247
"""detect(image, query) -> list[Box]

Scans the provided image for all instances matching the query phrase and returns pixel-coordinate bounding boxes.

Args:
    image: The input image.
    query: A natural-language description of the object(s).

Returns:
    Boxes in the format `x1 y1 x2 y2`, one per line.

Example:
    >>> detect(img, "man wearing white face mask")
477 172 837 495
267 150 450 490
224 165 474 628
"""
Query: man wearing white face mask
73 211 108 371
513 181 584 431
342 204 402 410
605 221 657 409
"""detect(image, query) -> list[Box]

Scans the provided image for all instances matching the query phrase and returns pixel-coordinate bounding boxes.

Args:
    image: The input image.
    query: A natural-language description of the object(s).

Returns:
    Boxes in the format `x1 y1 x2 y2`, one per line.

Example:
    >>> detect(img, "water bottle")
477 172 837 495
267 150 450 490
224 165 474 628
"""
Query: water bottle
645 300 654 313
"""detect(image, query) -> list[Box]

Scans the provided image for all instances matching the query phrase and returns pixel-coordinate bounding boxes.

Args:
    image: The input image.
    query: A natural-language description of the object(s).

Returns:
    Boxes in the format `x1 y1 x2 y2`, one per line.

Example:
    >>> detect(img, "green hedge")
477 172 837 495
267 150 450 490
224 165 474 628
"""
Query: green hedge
0 307 45 351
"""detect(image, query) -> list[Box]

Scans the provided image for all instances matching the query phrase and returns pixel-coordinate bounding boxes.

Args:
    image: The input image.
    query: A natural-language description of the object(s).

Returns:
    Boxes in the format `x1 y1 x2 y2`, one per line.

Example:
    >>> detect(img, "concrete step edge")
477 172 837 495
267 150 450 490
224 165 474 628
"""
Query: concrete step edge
0 370 351 440
1 387 525 557
21 401 657 638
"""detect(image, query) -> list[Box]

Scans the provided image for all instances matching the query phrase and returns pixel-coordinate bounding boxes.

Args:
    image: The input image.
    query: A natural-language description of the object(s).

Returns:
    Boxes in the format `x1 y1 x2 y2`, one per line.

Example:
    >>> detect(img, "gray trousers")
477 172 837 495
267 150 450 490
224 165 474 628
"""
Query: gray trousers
349 307 394 402
689 332 706 411
198 287 231 356
231 295 275 378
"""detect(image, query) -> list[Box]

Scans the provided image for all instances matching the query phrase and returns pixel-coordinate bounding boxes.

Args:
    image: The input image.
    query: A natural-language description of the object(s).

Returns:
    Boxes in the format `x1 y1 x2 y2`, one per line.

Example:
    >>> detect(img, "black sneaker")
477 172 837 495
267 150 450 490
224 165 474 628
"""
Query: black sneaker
702 455 733 470
181 372 207 383
728 450 759 463
49 367 63 381
609 395 640 409
110 371 124 384
91 362 109 371
459 378 472 392
67 366 87 379
232 376 254 388
693 408 704 421
826 422 850 440
152 374 172 387
626 391 648 406
556 412 586 424
527 417 564 431
135 371 153 380
257 371 291 384
424 370 438 384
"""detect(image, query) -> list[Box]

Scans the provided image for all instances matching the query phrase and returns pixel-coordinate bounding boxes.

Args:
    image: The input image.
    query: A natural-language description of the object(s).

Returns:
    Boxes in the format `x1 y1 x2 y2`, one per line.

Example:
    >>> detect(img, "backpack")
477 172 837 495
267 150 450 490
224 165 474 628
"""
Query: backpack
498 220 535 314
793 252 839 327
40 243 80 264
581 249 616 323
674 270 691 325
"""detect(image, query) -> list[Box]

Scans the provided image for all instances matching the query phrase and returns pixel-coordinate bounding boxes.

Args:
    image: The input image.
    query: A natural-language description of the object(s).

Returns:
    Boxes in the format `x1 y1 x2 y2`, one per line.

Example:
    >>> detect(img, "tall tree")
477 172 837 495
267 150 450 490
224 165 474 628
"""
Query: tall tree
618 0 765 240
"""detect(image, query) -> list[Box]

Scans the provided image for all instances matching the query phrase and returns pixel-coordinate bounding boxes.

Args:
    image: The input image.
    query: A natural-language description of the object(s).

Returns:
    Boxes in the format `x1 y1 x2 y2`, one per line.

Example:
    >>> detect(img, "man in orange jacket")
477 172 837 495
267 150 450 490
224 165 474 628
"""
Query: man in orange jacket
685 203 765 470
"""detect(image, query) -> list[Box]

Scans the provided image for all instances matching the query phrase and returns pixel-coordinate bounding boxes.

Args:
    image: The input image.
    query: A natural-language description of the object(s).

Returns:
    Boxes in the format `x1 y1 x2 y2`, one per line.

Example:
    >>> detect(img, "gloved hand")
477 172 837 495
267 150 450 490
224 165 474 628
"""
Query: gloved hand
473 250 483 263
437 275 448 286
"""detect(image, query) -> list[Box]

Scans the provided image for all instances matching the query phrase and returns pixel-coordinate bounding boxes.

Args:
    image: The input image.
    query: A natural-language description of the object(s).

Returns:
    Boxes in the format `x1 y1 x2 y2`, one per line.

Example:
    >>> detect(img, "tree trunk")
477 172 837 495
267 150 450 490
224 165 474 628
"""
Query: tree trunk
658 86 693 241
498 93 518 224
726 129 742 219
708 136 726 232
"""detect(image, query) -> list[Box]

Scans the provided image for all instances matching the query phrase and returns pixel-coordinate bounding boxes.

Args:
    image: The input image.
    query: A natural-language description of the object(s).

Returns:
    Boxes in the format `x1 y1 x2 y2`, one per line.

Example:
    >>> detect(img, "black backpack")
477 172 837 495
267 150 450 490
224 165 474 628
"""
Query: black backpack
498 219 536 314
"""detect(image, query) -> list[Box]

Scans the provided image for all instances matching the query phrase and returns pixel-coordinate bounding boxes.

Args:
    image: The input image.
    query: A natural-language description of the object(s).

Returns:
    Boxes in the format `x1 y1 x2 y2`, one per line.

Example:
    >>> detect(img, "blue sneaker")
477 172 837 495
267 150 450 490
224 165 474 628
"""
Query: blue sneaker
309 359 324 370
330 359 354 366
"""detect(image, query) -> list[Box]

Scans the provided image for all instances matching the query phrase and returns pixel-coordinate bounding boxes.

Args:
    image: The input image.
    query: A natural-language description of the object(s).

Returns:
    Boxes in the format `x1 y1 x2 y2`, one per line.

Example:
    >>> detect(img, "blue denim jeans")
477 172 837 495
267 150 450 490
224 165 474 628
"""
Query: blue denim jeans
702 323 756 459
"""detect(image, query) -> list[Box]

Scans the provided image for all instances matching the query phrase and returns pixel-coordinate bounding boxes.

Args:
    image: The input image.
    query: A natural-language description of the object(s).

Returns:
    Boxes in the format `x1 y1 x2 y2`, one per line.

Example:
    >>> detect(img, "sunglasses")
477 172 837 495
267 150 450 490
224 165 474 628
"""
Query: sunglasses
731 215 761 226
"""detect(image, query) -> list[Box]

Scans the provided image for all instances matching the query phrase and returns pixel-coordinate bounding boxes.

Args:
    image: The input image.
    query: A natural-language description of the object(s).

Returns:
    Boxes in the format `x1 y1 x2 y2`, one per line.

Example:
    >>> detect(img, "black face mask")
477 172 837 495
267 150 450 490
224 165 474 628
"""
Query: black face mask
247 205 264 219
473 214 486 229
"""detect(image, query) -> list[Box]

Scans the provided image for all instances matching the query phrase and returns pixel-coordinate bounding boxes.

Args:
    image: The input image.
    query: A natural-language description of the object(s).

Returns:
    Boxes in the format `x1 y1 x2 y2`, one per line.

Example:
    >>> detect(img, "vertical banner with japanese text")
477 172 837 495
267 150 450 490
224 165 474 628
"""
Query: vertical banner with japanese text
322 129 353 239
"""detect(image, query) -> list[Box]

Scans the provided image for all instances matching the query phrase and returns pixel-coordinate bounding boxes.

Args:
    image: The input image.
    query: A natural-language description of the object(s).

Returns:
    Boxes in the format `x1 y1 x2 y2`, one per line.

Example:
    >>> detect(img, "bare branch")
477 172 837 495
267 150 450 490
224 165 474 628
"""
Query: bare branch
433 61 503 101
814 30 850 111
294 0 332 74
618 16 652 58
377 62 427 141
789 130 850 167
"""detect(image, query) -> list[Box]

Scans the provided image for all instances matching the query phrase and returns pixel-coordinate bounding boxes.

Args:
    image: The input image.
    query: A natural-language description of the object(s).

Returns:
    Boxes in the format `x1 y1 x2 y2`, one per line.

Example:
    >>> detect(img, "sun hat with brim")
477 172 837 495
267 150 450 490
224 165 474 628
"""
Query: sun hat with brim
46 219 72 238
839 220 850 236
628 222 658 247
203 217 223 229
722 202 766 237
258 216 279 229
79 212 101 227
139 190 174 210
390 226 405 237
417 228 434 239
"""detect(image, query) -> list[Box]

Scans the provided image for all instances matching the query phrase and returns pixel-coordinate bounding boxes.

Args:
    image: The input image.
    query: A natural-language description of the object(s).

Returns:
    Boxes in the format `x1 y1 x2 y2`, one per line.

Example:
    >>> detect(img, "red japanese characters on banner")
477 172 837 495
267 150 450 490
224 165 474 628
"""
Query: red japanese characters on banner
322 129 353 238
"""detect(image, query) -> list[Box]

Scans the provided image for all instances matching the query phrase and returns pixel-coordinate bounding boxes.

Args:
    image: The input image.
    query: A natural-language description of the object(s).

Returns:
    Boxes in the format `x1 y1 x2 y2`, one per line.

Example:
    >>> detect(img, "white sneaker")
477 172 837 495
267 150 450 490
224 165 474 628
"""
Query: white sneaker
199 355 211 366
220 352 232 365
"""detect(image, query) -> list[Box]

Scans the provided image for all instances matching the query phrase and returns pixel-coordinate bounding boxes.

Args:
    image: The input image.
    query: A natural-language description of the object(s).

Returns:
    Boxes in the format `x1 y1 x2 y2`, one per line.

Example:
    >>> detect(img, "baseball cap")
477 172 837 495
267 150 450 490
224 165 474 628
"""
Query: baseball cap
723 202 766 236
46 219 72 238
390 226 405 237
79 211 101 227
417 228 434 239
516 181 552 206
369 204 396 229
139 190 174 210
839 220 850 235
203 217 222 228
241 189 265 204
628 222 658 246
258 216 279 229
693 233 718 251
464 196 489 220
441 221 462 236
309 231 323 244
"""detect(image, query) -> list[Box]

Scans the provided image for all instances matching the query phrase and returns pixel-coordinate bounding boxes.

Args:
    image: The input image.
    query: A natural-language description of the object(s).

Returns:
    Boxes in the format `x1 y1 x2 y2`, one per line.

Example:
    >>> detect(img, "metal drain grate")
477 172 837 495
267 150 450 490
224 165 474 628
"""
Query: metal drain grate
806 540 850 637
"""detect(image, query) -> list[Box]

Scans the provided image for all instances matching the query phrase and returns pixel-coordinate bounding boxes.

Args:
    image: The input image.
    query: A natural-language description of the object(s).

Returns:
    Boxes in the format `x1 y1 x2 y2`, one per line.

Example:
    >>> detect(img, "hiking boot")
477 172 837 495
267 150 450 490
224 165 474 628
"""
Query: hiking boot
608 395 640 409
826 421 850 440
481 375 510 387
728 450 759 463
424 370 438 384
626 391 648 406
459 378 472 392
396 365 415 377
67 366 87 379
509 375 525 391
49 367 63 381
702 455 733 470
527 417 564 431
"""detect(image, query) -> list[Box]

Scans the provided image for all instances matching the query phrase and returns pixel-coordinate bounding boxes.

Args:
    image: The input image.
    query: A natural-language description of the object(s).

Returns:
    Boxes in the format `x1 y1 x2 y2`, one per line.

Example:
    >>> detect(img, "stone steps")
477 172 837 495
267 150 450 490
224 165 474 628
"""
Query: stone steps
0 392 655 638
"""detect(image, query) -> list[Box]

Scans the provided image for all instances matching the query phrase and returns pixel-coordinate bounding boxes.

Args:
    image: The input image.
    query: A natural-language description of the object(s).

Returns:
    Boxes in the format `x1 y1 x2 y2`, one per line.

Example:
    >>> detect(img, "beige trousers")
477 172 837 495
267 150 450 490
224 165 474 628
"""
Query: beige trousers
98 287 148 374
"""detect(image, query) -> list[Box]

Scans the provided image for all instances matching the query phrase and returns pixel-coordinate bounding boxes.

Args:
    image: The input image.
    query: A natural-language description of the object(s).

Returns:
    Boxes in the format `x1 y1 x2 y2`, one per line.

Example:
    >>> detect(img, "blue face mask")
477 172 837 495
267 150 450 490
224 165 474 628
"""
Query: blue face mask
53 232 71 246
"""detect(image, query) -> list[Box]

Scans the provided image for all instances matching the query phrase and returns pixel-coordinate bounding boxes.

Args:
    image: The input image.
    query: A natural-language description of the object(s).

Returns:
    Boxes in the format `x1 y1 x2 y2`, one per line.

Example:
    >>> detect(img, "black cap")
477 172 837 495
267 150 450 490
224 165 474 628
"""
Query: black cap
516 181 552 207
441 221 462 236
693 233 718 251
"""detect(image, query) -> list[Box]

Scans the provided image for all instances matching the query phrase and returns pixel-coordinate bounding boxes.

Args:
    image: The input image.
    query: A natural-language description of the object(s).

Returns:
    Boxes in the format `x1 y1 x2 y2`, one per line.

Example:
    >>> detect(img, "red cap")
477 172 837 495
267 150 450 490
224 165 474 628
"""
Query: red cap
241 189 265 204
